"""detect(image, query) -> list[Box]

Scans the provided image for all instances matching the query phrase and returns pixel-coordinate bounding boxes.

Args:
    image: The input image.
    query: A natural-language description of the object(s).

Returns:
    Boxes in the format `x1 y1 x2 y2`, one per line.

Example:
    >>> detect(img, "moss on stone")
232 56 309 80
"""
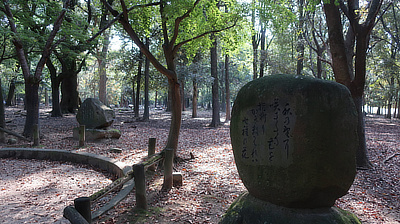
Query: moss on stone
219 192 361 224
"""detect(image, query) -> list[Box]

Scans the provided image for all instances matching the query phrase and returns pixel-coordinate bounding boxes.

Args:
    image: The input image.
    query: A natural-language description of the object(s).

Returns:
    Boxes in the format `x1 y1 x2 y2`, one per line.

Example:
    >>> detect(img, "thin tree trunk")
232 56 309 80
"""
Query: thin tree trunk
0 78 5 142
397 96 400 118
44 88 49 107
192 78 198 118
210 34 220 127
98 4 111 105
252 42 258 80
251 0 259 80
132 77 135 110
259 27 266 78
98 39 109 105
6 78 16 106
166 78 182 157
46 59 63 117
180 74 185 111
225 54 231 121
143 38 150 121
135 51 143 117
155 91 158 107
296 0 305 76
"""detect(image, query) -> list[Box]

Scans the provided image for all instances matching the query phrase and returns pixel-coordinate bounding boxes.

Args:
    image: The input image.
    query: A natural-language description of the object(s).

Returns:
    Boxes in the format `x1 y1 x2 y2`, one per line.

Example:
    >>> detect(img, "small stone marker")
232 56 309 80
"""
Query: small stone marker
173 172 183 187
220 74 360 223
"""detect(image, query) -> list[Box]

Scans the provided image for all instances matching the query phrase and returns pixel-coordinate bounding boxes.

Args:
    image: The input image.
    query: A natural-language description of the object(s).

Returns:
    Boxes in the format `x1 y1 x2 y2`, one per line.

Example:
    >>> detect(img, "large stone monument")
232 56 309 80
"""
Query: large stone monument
74 98 120 141
220 74 361 223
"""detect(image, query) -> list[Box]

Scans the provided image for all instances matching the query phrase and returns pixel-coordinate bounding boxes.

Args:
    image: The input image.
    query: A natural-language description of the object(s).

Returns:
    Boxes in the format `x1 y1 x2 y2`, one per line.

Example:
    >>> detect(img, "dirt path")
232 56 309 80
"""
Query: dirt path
0 106 399 223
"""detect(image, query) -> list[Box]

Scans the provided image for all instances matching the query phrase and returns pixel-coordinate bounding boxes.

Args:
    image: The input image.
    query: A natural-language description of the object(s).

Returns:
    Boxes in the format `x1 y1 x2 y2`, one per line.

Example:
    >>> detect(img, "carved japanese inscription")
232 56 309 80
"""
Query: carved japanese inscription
240 98 296 167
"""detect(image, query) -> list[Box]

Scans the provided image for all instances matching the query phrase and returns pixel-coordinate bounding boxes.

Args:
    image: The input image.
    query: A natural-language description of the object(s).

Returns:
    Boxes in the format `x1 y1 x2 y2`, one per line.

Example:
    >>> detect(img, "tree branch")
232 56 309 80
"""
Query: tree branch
365 0 383 29
100 0 174 79
35 0 70 78
170 0 202 47
88 1 161 42
173 19 238 56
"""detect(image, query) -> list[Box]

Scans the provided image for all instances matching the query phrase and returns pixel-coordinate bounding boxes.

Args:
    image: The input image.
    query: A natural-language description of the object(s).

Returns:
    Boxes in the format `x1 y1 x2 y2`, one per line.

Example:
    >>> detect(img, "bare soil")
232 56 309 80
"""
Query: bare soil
0 105 399 224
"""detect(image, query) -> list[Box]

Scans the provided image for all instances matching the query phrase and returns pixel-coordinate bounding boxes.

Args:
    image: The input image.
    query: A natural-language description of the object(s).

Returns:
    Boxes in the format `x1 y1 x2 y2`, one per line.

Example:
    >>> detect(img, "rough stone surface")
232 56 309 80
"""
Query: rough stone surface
219 192 361 224
73 128 121 141
230 74 358 208
76 98 115 129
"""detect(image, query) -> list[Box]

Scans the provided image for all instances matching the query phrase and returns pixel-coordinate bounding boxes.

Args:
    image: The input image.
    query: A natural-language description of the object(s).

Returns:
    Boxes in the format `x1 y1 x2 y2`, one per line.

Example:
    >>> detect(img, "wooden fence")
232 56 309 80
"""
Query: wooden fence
63 138 173 224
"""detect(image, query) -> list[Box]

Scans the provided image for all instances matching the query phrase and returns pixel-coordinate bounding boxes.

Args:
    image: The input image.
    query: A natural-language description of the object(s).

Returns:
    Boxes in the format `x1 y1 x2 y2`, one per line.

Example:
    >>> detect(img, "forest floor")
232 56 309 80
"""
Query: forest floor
0 105 399 224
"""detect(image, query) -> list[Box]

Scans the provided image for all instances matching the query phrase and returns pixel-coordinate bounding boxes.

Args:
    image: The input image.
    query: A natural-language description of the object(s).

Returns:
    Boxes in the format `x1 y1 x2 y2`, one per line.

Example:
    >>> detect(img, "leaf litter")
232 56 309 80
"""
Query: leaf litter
0 106 399 224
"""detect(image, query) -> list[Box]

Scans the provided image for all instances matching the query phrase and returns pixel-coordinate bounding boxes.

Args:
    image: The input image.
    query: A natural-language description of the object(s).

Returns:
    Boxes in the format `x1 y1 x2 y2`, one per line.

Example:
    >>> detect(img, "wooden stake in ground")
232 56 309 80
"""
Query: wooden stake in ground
133 164 147 210
79 125 85 147
148 138 156 171
162 148 174 191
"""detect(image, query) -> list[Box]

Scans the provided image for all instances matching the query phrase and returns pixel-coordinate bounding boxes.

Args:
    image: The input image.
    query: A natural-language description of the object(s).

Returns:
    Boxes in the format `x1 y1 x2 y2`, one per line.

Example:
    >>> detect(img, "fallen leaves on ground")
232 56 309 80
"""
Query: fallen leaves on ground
0 106 399 224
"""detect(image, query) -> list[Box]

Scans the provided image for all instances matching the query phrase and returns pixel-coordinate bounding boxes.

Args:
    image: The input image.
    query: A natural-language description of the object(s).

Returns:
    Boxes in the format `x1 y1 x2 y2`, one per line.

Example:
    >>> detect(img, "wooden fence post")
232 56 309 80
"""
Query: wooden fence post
63 206 89 224
148 138 156 171
133 164 147 210
162 148 174 191
79 125 85 147
74 197 91 223
33 124 39 146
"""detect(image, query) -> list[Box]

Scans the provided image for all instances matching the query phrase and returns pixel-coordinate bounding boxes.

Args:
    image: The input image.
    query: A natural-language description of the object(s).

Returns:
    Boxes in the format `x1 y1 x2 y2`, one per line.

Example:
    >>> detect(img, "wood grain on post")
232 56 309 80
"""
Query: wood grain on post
162 148 174 191
133 164 147 210
63 206 89 224
74 197 91 223
148 138 156 171
33 124 39 146
79 125 85 147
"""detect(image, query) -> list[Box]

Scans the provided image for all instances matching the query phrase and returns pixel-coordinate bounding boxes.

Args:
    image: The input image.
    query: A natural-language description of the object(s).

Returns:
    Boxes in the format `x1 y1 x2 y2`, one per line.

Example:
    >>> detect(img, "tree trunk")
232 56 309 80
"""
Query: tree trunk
353 96 370 169
51 78 63 117
132 77 135 109
44 88 49 107
210 35 220 127
259 28 266 78
181 75 186 112
98 5 111 105
0 78 5 142
192 78 198 118
251 0 259 80
323 0 381 169
155 91 158 107
59 56 80 114
397 96 400 118
46 59 63 117
143 39 150 121
135 51 143 118
98 56 108 105
316 50 323 79
6 78 16 106
166 78 182 156
296 0 305 76
23 79 40 138
252 42 258 80
225 54 231 121
60 72 79 113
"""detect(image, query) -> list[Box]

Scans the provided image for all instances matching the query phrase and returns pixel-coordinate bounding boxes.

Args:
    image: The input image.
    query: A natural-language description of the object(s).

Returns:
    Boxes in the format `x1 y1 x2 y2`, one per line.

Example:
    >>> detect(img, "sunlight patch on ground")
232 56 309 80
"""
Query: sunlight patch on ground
0 159 112 223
